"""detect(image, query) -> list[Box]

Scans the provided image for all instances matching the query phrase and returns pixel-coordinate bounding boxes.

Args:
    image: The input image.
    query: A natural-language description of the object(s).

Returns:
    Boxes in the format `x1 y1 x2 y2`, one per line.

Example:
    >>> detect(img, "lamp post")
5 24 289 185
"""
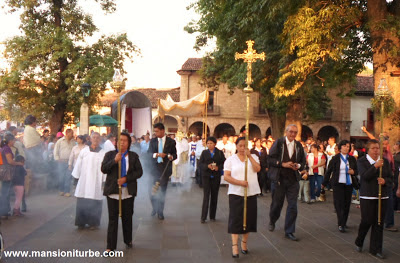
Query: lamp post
79 83 91 135
110 69 126 218
375 78 390 225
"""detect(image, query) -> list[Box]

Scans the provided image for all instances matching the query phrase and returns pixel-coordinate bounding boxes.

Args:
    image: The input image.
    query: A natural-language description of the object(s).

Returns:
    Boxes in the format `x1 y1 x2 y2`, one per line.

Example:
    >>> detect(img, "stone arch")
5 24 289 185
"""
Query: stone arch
317 125 339 142
214 123 236 138
240 123 262 139
266 127 272 138
152 114 179 134
301 125 313 142
189 121 210 138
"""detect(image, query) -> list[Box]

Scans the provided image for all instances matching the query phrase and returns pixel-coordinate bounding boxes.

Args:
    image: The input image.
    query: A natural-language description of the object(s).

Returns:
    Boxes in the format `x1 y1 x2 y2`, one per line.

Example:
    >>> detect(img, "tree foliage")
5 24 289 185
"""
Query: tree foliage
0 0 139 132
186 0 386 135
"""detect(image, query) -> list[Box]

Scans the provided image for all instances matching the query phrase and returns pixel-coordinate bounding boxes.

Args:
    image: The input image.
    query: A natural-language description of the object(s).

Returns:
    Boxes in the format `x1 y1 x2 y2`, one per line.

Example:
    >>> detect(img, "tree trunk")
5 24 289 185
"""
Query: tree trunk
48 0 69 135
268 110 286 139
368 0 400 145
285 99 303 141
49 102 67 135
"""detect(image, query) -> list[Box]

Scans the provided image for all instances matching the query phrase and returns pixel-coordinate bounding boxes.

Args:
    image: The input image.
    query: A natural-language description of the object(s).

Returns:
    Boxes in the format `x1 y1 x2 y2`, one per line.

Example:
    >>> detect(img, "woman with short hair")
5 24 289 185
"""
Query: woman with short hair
322 140 358 232
199 137 225 223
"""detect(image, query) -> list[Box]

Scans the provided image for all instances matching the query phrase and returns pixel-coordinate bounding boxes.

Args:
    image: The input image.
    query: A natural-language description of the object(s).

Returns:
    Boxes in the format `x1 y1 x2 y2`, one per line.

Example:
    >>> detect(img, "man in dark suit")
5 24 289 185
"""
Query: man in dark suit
355 139 393 259
268 124 306 241
147 123 177 220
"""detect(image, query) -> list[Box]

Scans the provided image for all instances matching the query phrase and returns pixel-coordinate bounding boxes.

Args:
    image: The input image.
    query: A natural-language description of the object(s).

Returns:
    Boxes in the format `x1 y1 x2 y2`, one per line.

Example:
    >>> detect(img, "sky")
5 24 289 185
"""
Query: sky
0 0 213 89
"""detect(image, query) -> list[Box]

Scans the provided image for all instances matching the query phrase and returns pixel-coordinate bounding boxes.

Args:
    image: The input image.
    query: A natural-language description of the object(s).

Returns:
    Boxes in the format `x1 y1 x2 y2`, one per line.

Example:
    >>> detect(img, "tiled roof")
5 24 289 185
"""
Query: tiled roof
178 58 203 71
355 76 374 96
100 88 180 108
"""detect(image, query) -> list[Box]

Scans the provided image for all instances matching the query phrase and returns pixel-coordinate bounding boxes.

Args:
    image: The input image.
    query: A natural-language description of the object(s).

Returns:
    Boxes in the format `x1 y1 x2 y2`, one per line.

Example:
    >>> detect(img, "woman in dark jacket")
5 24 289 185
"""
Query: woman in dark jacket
101 132 143 252
199 137 226 223
322 140 358 233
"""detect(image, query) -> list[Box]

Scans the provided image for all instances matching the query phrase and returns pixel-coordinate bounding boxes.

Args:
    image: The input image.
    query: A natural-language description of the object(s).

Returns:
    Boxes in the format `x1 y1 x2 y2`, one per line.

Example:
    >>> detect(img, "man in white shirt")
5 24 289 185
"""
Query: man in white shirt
326 136 337 165
268 124 306 241
54 129 76 197
103 134 116 153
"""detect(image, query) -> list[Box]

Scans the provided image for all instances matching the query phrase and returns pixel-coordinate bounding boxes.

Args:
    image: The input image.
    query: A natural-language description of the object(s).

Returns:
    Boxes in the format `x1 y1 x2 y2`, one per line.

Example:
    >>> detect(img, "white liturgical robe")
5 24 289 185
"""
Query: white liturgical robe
72 146 107 200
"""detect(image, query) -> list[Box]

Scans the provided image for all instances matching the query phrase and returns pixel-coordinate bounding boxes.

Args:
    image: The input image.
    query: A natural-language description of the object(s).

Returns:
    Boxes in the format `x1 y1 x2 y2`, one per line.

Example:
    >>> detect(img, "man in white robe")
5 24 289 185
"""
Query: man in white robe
171 137 189 185
72 132 106 230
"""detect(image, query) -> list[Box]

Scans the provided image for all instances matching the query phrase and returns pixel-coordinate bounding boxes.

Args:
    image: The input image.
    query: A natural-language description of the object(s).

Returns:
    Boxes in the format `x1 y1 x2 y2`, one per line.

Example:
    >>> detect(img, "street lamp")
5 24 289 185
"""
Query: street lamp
375 78 390 225
110 69 125 218
81 83 91 101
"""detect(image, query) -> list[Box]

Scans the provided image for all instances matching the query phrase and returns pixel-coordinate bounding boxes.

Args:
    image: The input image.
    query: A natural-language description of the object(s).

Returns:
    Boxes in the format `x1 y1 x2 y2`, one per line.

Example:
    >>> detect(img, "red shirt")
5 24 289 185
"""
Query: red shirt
312 154 326 174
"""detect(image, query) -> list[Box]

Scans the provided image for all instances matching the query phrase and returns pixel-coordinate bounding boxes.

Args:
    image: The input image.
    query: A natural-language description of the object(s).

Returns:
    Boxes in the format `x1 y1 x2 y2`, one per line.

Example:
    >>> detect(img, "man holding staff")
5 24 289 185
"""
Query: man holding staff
102 132 143 252
268 124 306 241
147 123 177 220
355 139 393 259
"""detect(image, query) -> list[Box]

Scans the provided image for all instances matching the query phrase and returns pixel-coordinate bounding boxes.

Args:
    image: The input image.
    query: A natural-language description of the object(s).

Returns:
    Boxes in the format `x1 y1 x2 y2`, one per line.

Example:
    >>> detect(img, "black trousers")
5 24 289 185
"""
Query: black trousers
150 181 167 216
257 172 265 194
332 184 353 227
75 198 102 227
201 175 220 220
150 163 169 216
106 196 134 251
269 178 299 234
355 199 387 254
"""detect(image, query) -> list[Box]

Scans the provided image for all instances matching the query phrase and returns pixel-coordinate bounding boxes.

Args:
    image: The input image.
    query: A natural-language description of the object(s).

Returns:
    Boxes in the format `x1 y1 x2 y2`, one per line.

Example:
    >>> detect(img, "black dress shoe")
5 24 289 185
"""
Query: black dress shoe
371 252 384 259
158 214 164 220
268 222 275 232
241 241 249 254
338 226 345 233
210 219 216 222
285 233 298 241
200 219 206 224
151 210 156 216
232 244 239 258
355 246 362 252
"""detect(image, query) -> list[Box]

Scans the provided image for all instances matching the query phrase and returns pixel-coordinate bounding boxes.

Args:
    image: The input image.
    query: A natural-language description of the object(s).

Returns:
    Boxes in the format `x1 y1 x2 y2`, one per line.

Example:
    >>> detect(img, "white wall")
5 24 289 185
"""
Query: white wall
350 96 372 137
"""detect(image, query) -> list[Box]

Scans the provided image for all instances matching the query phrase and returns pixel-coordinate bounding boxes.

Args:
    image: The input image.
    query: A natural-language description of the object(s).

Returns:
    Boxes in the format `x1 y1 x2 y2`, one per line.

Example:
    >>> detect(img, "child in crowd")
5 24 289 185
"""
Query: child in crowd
12 155 27 216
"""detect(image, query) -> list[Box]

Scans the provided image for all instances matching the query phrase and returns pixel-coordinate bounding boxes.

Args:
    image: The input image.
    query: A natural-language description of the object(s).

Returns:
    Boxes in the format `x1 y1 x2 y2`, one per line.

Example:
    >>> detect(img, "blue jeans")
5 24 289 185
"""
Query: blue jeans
0 181 12 216
58 162 71 194
309 173 323 200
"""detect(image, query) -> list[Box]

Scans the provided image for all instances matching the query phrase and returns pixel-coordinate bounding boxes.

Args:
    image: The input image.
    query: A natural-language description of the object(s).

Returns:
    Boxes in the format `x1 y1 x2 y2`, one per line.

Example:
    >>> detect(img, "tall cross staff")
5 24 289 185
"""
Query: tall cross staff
235 40 265 230
111 69 126 218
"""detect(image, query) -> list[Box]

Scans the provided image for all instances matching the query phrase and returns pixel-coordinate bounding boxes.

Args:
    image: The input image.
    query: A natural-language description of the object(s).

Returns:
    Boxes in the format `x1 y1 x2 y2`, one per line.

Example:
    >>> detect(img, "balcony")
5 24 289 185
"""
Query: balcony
253 106 269 117
207 105 220 116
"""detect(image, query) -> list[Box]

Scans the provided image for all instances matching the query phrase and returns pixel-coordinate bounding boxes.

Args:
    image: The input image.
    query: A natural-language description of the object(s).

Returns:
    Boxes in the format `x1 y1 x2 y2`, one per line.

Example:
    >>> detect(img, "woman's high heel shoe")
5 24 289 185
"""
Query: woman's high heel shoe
241 240 249 254
232 244 239 258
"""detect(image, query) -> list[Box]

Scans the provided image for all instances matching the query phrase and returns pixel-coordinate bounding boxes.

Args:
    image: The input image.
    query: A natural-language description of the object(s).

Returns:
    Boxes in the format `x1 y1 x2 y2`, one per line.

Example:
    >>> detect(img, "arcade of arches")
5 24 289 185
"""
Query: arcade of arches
186 121 341 142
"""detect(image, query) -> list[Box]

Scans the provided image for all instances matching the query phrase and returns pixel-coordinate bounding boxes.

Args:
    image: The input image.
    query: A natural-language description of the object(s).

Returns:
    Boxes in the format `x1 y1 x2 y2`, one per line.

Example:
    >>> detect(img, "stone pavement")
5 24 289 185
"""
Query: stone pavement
1 175 400 263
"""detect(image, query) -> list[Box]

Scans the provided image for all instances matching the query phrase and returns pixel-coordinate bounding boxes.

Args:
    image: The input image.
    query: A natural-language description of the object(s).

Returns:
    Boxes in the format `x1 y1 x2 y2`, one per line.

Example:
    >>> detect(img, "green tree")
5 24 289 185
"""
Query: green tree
0 0 139 133
187 0 400 139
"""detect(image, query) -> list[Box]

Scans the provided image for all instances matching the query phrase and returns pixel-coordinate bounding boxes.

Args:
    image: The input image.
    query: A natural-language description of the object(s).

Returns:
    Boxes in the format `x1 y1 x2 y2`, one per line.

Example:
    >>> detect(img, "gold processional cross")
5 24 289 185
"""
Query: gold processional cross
234 40 265 230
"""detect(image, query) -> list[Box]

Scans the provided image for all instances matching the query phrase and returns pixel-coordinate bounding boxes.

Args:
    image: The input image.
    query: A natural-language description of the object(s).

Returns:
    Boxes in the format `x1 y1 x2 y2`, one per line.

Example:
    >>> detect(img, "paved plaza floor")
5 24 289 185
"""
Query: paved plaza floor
1 175 400 262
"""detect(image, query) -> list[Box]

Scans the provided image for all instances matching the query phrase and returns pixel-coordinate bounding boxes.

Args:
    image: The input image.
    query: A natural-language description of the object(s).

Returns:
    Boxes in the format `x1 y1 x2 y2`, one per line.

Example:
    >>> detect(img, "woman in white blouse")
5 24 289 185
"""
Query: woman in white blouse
68 135 86 171
223 137 261 258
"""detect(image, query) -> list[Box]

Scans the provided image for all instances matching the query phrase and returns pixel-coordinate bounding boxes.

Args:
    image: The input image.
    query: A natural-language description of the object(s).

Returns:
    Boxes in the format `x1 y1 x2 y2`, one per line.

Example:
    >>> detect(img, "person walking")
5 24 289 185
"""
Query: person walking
355 139 393 259
102 132 143 252
223 137 261 258
268 124 306 241
322 140 358 233
199 137 225 223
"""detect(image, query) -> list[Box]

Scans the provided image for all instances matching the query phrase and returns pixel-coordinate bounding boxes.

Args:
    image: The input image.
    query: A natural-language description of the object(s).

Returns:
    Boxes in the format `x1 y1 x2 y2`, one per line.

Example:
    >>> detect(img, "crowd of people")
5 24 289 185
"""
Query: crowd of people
1 116 400 258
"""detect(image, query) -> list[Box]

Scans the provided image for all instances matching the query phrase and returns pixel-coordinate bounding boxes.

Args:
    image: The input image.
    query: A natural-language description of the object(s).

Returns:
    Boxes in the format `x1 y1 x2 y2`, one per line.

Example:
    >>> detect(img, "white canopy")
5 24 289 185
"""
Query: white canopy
158 90 208 118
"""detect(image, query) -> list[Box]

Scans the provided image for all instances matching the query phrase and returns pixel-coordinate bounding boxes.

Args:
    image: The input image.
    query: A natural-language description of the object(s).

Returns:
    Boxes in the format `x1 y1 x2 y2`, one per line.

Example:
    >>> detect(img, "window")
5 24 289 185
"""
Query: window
208 91 214 111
